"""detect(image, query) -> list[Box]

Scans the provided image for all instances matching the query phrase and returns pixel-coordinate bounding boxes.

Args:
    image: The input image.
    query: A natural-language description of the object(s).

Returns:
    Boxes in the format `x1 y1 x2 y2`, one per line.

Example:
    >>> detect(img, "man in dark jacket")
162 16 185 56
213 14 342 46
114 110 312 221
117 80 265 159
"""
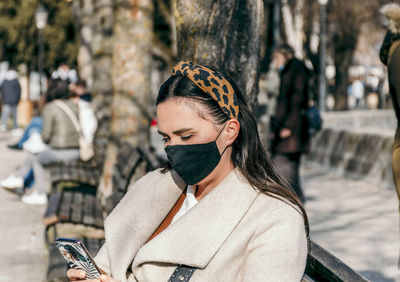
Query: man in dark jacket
0 68 21 132
270 44 310 203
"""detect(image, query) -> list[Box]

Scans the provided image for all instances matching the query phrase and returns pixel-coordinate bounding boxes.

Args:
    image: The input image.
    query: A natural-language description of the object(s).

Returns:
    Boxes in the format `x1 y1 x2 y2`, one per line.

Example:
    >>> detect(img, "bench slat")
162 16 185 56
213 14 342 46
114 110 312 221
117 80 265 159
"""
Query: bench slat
71 192 83 223
94 199 104 228
43 193 61 226
82 193 96 226
59 192 73 221
301 274 314 282
305 241 368 282
84 237 104 256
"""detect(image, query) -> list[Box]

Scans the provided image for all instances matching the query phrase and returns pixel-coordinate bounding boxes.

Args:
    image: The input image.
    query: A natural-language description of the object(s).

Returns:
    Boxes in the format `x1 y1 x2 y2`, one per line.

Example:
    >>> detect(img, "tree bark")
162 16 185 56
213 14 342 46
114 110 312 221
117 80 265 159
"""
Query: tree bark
328 1 360 111
281 0 304 59
90 0 114 200
99 0 154 202
334 46 355 111
71 0 95 89
90 0 114 139
111 0 154 145
174 0 263 109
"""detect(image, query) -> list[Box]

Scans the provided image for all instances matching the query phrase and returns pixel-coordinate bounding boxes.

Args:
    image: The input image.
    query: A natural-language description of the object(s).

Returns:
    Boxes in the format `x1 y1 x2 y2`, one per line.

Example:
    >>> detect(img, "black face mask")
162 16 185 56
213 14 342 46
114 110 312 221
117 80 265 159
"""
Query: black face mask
165 126 226 185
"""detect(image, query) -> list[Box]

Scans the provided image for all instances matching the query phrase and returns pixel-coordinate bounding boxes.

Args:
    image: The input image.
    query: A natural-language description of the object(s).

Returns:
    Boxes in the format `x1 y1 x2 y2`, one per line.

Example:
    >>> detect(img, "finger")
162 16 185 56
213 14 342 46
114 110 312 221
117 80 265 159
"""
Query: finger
99 275 114 282
67 268 86 280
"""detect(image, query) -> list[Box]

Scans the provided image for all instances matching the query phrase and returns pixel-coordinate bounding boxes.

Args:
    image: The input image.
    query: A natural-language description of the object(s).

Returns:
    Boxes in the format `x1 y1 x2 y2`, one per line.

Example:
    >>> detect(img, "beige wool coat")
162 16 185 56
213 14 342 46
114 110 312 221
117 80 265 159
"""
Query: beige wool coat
94 168 308 282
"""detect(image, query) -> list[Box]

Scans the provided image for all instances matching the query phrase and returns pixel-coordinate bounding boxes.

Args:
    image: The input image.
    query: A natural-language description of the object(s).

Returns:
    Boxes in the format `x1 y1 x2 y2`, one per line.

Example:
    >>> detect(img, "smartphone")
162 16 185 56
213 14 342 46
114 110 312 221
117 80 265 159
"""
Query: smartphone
55 237 101 279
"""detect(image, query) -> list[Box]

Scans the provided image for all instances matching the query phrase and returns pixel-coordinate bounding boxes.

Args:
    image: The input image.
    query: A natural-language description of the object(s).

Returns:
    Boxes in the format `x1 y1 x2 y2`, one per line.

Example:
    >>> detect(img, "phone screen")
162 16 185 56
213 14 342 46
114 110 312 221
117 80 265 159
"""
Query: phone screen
55 237 101 279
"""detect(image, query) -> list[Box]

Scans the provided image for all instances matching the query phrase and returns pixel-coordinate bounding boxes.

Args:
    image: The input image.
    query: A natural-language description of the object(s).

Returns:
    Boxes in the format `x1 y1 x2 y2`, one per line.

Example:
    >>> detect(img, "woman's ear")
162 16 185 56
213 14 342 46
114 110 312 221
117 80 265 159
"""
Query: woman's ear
224 119 240 146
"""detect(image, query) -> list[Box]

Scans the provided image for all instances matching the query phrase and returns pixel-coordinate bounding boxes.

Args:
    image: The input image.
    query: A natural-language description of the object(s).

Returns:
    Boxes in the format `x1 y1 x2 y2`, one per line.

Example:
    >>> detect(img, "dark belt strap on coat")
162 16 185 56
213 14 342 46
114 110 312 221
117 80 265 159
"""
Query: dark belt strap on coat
168 265 196 282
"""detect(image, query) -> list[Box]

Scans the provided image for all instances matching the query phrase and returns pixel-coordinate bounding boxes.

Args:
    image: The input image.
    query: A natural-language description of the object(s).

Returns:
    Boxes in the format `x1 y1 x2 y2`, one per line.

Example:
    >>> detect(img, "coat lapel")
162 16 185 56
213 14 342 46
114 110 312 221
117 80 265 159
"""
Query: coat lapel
132 169 259 271
104 169 186 282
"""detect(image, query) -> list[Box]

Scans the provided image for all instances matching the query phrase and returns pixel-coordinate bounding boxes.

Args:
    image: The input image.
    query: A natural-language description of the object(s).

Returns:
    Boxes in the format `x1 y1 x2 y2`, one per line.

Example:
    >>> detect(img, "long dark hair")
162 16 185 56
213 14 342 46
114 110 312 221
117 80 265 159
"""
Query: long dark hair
156 70 310 241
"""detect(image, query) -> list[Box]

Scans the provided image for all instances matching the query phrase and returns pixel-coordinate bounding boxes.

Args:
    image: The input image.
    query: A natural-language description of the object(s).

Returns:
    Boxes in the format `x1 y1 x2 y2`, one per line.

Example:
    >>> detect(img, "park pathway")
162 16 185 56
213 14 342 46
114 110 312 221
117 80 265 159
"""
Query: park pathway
0 132 47 281
0 131 398 281
302 164 399 282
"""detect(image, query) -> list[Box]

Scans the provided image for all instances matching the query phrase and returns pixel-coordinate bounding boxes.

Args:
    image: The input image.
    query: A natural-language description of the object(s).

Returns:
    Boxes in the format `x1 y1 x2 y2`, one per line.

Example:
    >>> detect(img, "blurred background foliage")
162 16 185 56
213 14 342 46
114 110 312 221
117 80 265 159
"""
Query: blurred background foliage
0 0 78 72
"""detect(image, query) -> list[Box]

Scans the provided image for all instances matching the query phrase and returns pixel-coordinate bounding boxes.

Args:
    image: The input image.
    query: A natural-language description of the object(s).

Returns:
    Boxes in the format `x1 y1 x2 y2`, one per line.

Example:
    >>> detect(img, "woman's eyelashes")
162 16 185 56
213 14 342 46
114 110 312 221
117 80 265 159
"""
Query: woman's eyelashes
160 134 193 144
161 137 169 144
181 135 193 141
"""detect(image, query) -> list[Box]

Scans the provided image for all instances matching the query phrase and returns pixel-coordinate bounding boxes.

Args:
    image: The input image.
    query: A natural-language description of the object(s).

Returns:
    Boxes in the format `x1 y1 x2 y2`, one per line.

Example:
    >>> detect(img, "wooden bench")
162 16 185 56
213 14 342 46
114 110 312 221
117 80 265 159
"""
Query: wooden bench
44 135 108 189
47 238 368 281
303 241 368 281
45 142 161 281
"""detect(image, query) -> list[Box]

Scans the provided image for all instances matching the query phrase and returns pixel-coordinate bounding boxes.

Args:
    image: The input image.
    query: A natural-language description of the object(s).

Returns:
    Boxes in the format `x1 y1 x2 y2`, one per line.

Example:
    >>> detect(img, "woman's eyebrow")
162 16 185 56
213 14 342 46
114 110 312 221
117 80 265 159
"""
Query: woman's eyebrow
157 128 193 136
157 130 168 136
173 128 193 135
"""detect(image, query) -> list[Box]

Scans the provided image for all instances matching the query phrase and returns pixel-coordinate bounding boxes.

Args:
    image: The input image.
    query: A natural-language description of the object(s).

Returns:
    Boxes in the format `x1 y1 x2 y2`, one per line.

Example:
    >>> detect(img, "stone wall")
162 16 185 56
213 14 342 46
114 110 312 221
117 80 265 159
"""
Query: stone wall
304 110 397 191
322 110 396 134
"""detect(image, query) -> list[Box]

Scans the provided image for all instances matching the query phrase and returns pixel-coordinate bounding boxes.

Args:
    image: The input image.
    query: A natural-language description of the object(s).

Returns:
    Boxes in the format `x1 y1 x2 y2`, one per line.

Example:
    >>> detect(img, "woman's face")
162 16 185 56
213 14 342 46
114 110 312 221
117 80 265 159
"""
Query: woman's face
157 97 240 187
272 51 287 69
156 98 222 148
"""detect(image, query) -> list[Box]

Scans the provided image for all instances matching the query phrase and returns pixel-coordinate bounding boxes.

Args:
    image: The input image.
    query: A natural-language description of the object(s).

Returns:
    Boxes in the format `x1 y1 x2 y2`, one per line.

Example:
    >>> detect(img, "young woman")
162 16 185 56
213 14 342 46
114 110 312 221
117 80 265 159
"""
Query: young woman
68 61 309 282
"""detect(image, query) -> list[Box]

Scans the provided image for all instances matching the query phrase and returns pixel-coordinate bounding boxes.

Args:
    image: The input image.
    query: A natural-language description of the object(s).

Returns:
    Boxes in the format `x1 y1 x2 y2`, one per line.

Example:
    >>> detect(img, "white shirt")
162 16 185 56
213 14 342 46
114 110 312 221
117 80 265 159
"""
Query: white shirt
78 99 97 142
351 80 364 99
171 185 199 224
51 68 78 83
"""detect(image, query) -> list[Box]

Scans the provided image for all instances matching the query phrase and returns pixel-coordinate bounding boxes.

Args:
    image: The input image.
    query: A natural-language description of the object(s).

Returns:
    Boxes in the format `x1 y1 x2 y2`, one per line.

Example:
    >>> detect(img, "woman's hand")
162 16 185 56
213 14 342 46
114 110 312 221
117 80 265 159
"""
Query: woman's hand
67 268 96 281
279 128 292 139
99 275 118 282
67 268 118 282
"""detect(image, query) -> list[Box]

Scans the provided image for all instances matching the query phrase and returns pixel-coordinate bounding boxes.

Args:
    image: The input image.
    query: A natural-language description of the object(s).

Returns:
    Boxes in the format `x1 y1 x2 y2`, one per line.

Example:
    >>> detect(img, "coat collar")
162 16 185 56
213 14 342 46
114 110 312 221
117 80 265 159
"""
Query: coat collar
104 168 259 281
132 168 259 270
104 169 186 281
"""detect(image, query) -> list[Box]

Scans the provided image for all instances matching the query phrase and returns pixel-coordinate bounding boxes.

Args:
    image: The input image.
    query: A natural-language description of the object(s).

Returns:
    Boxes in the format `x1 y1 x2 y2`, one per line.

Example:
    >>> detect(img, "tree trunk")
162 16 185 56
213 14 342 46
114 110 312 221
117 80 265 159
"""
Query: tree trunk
99 0 154 201
111 0 154 145
334 47 354 110
332 29 358 111
90 0 114 139
71 0 95 89
281 0 304 58
174 0 263 109
303 0 318 73
90 0 114 200
293 0 304 59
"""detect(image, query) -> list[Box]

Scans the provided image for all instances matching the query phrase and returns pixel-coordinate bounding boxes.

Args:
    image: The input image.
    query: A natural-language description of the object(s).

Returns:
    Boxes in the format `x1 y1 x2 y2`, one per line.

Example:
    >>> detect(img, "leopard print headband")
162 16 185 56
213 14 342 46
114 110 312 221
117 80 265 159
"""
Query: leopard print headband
172 61 239 119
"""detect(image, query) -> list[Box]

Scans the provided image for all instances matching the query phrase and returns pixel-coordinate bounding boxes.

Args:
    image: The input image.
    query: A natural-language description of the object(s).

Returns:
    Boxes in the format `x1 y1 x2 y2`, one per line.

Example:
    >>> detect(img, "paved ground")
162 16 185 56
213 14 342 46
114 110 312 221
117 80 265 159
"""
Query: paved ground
0 132 47 282
302 164 399 282
0 131 398 281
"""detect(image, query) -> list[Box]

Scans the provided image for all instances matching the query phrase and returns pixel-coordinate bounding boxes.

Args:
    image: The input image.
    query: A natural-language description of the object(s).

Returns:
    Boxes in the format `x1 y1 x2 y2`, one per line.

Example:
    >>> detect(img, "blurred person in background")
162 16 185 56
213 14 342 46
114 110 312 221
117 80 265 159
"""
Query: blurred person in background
269 43 310 203
0 80 80 205
0 68 21 133
351 76 365 109
257 62 281 144
70 79 97 145
380 3 400 207
6 76 71 153
7 115 44 152
7 79 97 153
264 62 281 119
51 62 78 84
